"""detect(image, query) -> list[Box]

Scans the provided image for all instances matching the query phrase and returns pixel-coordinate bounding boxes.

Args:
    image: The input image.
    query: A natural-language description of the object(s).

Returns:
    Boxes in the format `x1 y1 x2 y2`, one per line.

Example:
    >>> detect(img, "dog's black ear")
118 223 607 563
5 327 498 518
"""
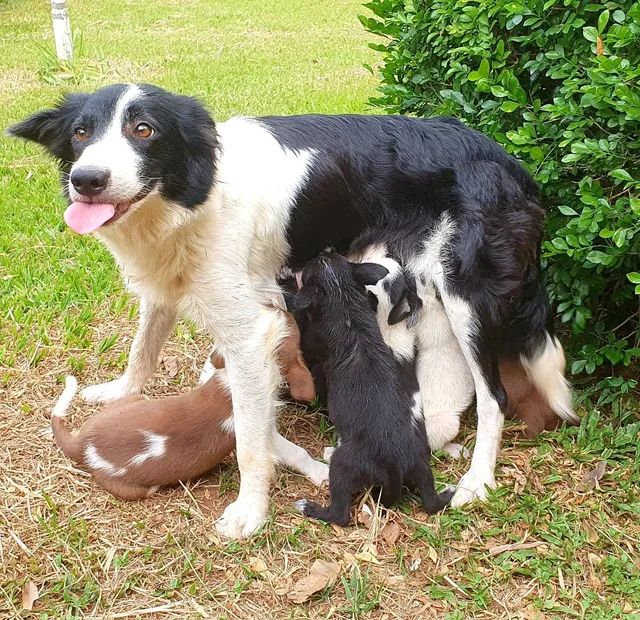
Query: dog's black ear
7 93 88 163
284 290 312 313
350 262 388 286
388 273 422 327
163 94 218 208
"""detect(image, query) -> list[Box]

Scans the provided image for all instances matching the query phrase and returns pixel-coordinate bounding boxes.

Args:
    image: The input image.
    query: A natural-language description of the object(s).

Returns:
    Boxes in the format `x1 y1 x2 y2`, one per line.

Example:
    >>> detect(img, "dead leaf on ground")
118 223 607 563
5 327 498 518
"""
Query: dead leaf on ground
582 522 599 544
520 607 548 620
21 581 38 611
355 543 380 564
380 521 401 547
426 545 438 563
577 461 607 491
248 556 274 580
488 541 545 556
287 560 341 604
161 355 180 378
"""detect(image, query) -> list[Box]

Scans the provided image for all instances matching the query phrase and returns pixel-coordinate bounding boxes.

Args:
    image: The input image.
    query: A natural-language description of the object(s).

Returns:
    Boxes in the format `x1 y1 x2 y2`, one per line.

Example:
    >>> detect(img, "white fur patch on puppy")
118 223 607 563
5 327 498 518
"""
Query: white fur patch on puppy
322 446 336 462
198 355 216 385
84 444 127 477
127 431 167 467
53 376 78 417
80 377 134 403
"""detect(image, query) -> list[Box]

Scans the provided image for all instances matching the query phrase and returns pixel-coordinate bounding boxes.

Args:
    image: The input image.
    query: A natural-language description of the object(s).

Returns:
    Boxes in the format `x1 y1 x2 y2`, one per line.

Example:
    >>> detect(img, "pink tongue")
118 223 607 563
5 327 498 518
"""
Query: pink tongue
64 202 116 234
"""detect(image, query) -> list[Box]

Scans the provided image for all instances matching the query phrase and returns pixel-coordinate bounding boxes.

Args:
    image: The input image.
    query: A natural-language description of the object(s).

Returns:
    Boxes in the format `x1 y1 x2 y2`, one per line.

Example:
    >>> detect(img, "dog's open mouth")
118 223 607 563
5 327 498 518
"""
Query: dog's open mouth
64 190 151 235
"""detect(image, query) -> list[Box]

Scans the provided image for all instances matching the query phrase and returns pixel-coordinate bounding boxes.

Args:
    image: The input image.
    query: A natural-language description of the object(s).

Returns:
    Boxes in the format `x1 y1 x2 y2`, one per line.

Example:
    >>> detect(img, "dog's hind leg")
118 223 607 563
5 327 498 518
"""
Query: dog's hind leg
93 472 156 500
82 298 177 403
380 466 403 508
436 292 506 508
442 291 507 507
295 449 355 526
407 462 453 514
272 432 329 486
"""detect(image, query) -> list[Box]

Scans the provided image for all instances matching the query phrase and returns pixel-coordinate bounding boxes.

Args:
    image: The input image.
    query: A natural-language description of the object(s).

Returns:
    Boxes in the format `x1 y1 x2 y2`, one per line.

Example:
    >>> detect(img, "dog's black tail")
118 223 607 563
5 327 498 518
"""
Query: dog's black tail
502 266 578 425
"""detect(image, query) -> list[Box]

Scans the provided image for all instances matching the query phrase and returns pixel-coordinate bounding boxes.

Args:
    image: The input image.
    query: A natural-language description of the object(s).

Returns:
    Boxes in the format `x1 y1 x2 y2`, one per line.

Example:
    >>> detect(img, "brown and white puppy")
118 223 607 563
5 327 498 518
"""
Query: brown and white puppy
51 319 327 499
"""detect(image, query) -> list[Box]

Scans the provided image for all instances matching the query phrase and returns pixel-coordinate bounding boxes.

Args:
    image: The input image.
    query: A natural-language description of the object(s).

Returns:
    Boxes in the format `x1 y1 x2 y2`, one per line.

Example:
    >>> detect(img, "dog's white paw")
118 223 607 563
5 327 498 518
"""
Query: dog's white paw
442 443 470 460
293 499 308 513
450 471 496 508
80 378 135 403
308 462 329 487
215 499 267 539
322 446 336 462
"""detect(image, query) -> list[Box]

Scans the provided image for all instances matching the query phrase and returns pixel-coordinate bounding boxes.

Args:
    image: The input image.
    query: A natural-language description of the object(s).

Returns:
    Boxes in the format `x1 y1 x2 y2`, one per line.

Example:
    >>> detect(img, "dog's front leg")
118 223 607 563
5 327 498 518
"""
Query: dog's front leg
214 308 283 539
81 298 177 403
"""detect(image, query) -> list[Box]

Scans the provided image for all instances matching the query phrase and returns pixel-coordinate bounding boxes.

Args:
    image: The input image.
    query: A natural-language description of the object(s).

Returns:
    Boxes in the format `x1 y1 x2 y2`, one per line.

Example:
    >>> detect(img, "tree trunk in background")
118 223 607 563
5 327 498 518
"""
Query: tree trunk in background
51 0 73 61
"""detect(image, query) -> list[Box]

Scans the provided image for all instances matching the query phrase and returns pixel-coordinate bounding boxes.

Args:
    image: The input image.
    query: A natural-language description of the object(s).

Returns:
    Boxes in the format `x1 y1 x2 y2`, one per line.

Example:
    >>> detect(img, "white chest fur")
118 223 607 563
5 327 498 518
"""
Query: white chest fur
95 117 316 322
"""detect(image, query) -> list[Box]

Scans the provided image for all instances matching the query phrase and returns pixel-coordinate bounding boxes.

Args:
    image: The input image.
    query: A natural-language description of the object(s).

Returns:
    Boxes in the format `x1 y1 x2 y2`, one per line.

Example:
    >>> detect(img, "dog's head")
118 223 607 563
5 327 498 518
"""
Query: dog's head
8 83 217 233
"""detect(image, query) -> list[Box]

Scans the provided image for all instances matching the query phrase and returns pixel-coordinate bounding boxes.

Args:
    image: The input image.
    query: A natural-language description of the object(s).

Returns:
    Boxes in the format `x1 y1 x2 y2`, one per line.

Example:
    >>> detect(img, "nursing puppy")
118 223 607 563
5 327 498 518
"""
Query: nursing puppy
286 253 452 526
51 320 328 499
349 241 474 454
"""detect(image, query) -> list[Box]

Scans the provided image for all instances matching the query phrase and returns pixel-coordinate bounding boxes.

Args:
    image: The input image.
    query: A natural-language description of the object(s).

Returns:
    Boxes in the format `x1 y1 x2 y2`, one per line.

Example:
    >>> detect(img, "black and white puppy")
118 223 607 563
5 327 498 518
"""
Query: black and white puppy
348 240 474 457
9 83 575 537
286 253 452 526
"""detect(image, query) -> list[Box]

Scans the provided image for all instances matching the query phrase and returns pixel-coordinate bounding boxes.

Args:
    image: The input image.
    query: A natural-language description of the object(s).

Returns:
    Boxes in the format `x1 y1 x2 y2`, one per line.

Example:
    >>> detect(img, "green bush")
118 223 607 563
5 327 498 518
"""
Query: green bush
362 0 640 389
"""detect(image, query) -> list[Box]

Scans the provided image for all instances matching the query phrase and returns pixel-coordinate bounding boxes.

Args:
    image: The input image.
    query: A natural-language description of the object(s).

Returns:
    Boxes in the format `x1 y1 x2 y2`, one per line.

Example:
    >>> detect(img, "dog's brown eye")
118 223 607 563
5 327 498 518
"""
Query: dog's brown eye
135 123 154 139
74 128 88 142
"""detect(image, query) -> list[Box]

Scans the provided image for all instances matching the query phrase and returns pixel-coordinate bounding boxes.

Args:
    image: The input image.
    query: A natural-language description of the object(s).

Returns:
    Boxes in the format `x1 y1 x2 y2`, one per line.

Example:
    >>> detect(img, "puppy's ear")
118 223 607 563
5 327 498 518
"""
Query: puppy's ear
388 274 422 327
7 93 88 163
283 290 312 313
286 353 316 402
350 262 388 286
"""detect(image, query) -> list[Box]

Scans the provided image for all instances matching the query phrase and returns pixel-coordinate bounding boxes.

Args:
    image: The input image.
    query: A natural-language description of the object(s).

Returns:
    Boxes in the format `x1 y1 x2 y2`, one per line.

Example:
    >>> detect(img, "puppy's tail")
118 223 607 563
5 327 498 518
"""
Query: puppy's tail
51 376 84 464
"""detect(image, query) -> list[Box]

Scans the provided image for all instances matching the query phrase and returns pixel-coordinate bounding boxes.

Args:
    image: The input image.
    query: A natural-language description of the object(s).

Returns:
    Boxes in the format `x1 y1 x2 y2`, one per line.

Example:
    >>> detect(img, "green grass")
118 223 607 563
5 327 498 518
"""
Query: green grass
0 0 377 371
1 1 639 618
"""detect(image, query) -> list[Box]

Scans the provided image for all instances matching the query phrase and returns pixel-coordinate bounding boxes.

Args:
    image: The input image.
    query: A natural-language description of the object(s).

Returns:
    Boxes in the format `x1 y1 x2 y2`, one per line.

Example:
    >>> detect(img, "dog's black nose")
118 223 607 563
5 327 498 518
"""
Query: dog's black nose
70 167 111 197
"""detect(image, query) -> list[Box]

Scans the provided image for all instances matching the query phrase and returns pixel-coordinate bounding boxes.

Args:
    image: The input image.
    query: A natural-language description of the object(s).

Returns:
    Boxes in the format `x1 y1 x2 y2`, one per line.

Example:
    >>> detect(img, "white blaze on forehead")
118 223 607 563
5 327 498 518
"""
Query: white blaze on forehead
69 85 145 202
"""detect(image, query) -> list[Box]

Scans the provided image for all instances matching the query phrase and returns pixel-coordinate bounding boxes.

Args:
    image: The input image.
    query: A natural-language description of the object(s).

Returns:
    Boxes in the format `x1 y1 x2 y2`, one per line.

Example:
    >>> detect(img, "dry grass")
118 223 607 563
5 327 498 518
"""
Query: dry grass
3 306 639 619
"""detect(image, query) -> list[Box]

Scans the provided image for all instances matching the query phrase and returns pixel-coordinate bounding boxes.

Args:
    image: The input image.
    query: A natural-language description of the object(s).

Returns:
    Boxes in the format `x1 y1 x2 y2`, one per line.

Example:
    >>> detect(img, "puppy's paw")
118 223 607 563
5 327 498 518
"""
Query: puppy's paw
80 378 136 403
322 446 336 462
450 471 496 508
308 462 329 487
215 499 267 539
442 443 470 460
293 499 309 514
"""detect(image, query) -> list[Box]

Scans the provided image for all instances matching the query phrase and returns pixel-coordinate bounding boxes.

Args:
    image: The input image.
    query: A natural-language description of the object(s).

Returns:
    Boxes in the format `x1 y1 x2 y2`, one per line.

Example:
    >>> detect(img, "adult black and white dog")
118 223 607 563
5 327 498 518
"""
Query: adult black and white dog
9 83 575 538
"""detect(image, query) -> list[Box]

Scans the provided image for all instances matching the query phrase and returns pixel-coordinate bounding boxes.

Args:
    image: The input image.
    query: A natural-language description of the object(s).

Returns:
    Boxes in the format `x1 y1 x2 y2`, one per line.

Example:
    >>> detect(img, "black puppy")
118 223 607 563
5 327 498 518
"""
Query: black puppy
286 253 452 526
